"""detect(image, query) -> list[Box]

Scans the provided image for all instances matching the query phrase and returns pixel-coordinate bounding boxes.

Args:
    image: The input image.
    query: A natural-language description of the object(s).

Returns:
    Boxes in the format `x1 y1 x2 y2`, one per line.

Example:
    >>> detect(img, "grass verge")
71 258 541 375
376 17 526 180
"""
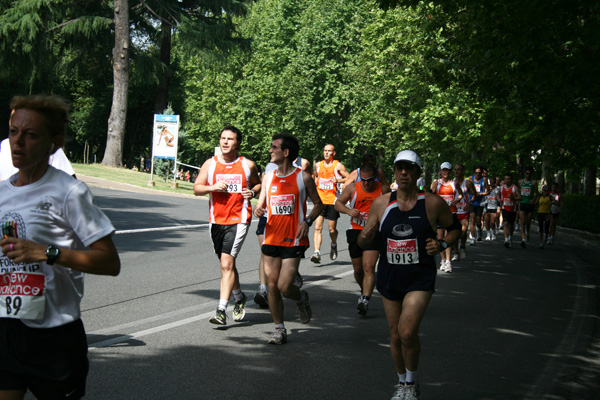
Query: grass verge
72 163 196 196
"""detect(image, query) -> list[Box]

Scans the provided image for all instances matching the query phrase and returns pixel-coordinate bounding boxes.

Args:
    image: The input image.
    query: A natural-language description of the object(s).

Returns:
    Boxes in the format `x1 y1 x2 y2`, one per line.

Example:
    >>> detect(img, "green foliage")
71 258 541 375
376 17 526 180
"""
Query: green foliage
558 194 600 233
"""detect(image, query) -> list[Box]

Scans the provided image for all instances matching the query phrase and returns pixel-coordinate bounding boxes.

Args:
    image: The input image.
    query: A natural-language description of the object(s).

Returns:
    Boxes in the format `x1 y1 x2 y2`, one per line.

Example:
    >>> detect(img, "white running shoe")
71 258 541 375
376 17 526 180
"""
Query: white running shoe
451 253 459 261
445 261 453 273
469 238 476 246
485 233 491 241
440 260 447 271
491 232 497 240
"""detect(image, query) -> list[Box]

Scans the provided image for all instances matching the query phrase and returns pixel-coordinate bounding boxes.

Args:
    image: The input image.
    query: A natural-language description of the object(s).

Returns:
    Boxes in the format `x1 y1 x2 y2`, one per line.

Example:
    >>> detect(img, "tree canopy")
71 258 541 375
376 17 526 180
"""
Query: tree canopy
0 0 597 191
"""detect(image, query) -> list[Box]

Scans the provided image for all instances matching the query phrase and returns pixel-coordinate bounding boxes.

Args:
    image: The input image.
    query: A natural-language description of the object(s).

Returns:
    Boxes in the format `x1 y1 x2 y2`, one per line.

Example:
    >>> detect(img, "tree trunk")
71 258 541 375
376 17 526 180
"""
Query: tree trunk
584 167 597 195
154 18 172 114
102 0 129 167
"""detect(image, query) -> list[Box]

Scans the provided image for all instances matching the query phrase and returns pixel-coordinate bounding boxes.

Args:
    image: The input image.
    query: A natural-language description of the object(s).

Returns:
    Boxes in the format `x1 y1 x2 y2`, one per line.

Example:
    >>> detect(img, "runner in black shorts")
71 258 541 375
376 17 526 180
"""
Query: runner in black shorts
358 150 460 400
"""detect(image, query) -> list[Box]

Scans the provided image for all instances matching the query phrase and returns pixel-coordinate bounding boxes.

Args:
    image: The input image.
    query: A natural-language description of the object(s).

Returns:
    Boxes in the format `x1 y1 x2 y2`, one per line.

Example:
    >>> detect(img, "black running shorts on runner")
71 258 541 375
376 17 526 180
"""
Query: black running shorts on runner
501 210 517 224
0 318 88 399
262 244 308 259
319 204 340 220
346 229 380 259
470 204 484 217
210 223 249 258
255 216 267 236
518 203 535 213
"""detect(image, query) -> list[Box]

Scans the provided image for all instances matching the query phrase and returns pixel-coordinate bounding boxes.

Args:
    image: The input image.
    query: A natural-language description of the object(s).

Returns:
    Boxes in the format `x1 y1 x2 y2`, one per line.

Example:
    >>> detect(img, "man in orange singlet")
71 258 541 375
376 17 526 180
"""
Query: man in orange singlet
194 126 261 326
335 162 388 315
254 134 323 344
430 162 463 272
311 144 349 263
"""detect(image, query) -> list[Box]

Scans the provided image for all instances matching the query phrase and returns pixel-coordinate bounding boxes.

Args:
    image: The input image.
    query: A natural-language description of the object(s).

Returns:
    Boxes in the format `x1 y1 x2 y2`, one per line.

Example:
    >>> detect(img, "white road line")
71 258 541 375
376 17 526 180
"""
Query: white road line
116 224 209 234
89 266 354 348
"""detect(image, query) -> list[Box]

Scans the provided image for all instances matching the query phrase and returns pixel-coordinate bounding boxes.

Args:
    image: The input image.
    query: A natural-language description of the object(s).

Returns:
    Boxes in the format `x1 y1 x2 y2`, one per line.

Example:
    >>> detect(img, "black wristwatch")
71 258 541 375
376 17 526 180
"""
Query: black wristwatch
46 245 60 265
438 240 448 250
304 218 313 227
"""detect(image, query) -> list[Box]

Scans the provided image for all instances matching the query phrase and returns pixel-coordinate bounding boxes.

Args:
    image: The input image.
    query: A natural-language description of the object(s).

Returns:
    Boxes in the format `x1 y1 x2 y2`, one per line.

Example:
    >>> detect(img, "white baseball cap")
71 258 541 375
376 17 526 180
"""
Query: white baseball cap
394 150 422 169
440 161 452 170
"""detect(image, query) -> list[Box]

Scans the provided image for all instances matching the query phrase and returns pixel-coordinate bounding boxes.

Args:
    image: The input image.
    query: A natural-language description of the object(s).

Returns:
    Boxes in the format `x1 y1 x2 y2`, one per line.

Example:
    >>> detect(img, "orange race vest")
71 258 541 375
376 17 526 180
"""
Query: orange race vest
348 181 383 230
263 168 308 247
207 155 252 224
316 160 339 205
437 180 457 213
501 184 517 212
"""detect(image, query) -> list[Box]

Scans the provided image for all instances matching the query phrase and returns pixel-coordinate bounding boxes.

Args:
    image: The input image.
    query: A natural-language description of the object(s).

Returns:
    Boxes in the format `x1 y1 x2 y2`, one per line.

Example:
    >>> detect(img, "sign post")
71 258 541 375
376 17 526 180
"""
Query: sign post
149 114 179 186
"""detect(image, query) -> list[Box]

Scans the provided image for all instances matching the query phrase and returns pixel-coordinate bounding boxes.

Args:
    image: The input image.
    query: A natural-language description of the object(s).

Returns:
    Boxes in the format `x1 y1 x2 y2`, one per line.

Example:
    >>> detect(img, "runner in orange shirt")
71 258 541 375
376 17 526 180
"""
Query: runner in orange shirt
430 162 464 272
254 134 323 344
496 173 522 248
335 161 388 315
311 144 349 263
194 126 261 326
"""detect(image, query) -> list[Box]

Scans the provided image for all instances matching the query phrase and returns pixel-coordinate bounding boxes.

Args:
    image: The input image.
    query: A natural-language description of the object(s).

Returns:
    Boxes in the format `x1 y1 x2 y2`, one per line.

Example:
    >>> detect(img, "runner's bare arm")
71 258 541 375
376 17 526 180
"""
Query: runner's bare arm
193 158 227 195
297 171 324 240
253 175 268 218
345 169 358 186
334 183 360 218
242 160 261 200
1 236 120 276
335 162 350 183
425 194 460 255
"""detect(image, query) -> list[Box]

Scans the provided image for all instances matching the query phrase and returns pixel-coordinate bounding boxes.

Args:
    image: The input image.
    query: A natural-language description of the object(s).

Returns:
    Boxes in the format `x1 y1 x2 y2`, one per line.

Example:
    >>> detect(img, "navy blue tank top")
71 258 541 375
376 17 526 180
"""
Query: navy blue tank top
376 191 437 299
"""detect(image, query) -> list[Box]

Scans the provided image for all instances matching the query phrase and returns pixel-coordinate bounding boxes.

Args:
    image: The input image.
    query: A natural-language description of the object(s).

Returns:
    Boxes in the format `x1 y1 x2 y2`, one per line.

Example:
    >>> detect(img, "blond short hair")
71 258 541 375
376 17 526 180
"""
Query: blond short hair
10 94 70 137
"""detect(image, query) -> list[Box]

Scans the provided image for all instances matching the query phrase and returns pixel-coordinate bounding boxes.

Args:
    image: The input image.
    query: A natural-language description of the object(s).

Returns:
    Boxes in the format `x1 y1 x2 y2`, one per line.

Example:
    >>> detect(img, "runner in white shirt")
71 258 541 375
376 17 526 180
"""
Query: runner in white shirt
1 94 120 400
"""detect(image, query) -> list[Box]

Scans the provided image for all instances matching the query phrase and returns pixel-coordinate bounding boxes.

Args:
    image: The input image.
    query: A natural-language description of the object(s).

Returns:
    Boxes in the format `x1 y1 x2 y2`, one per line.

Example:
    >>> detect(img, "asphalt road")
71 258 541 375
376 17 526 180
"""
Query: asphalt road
28 180 600 400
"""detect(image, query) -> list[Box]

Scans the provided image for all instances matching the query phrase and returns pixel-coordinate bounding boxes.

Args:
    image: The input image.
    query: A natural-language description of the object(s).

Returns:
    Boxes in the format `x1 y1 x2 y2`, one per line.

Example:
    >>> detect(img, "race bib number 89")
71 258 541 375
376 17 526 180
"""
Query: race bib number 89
0 272 46 320
270 194 295 215
386 238 419 265
216 174 243 193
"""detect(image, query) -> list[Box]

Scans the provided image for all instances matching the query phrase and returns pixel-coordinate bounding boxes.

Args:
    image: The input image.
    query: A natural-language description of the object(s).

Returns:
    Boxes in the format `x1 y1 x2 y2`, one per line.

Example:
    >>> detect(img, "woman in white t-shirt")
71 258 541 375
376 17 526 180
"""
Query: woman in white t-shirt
0 94 120 400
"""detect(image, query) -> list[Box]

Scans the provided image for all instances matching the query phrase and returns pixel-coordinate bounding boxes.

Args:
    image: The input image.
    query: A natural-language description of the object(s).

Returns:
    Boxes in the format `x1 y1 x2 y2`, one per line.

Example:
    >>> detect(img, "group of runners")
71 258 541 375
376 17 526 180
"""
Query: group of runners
1 103 565 400
192 127 467 400
429 162 564 273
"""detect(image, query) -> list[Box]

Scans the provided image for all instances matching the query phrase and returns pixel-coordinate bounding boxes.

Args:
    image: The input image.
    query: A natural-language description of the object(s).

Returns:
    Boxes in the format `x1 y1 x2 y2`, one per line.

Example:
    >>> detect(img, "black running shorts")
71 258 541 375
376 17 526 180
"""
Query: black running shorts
262 244 308 259
0 318 88 399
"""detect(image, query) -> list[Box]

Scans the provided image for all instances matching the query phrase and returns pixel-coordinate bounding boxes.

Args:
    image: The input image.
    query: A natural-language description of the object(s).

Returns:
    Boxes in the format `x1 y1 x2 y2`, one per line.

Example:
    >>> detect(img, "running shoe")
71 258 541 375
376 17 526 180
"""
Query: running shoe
293 272 303 288
330 244 338 260
253 289 269 309
391 383 406 400
491 232 497 240
404 382 420 400
356 296 369 316
469 238 476 246
209 308 227 325
310 251 321 264
268 328 287 345
451 253 459 261
444 261 453 273
485 233 491 241
439 260 446 271
232 293 247 322
460 247 467 259
296 290 312 323
521 240 526 249
504 240 510 249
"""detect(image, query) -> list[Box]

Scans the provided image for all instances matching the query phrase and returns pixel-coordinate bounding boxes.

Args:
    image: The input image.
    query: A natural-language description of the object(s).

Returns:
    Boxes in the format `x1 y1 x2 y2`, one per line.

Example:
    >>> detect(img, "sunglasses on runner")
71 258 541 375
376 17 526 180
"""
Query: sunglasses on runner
360 175 376 182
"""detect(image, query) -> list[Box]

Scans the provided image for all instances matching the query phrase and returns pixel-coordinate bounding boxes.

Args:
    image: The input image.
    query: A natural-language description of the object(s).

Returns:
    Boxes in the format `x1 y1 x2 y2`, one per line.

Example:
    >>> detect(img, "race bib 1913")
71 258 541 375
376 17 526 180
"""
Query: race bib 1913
386 238 419 265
